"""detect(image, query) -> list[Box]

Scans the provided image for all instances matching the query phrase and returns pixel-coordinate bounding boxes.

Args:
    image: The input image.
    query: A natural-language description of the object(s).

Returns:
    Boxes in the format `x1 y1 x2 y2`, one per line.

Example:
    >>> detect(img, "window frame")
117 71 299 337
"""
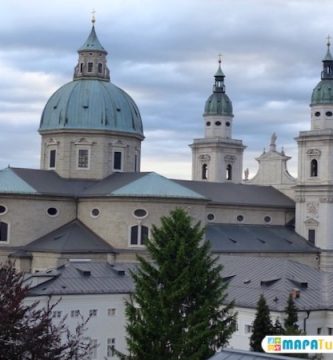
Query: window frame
77 148 91 170
112 150 123 171
48 149 56 169
0 221 9 244
129 224 149 247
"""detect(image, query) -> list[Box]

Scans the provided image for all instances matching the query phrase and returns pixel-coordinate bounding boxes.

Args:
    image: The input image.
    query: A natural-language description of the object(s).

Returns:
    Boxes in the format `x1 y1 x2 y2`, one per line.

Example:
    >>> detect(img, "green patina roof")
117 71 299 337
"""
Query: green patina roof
311 79 333 106
78 25 106 53
39 80 143 136
111 172 206 199
215 63 225 77
204 92 233 116
0 168 37 194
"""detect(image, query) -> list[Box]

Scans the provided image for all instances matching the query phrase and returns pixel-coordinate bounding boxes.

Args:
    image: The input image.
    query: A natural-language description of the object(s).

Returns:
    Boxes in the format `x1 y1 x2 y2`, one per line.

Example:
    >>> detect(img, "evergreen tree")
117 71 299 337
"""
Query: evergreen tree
250 294 273 352
122 208 237 360
0 261 93 360
284 294 301 335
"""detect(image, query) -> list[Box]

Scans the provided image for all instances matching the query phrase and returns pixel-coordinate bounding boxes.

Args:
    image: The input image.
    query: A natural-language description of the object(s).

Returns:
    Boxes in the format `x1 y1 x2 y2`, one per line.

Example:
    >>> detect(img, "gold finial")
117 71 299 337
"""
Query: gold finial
218 53 222 64
327 34 331 47
91 9 96 24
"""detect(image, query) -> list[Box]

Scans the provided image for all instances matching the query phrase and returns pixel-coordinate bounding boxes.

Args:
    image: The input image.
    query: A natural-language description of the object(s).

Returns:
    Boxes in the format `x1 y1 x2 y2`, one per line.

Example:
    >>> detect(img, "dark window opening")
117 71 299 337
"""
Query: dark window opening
202 164 208 180
88 62 93 72
237 215 244 222
47 207 58 216
308 229 315 245
134 154 138 172
130 225 148 245
80 63 83 72
207 213 215 221
0 206 7 215
134 209 147 218
114 151 122 170
0 222 8 242
215 121 221 126
78 149 89 168
206 121 211 126
226 121 231 127
315 111 321 117
98 63 103 73
310 159 318 177
326 111 333 117
226 164 232 180
49 149 56 168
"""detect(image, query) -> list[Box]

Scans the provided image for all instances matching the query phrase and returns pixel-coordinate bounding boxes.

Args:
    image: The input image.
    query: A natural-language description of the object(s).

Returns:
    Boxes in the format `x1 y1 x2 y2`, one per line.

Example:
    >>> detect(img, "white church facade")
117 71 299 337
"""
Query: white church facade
1 21 333 358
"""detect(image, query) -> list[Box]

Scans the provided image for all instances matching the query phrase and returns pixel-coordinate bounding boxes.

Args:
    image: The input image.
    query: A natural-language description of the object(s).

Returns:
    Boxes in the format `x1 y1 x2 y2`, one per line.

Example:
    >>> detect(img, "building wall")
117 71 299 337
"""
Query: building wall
25 293 129 360
40 131 141 179
77 198 206 248
0 197 76 247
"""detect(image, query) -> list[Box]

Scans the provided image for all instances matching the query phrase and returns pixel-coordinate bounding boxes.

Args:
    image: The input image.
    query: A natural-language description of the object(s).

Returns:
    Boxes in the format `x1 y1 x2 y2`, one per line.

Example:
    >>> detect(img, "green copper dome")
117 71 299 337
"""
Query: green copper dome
311 40 333 106
39 80 143 136
204 60 233 116
39 25 143 137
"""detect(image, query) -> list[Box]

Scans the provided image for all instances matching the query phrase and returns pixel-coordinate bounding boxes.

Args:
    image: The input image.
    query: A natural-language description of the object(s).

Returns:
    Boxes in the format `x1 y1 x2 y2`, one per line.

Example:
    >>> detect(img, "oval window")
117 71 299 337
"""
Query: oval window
91 208 100 218
47 207 58 217
206 121 211 126
264 216 271 223
237 215 244 222
326 111 333 117
207 213 215 221
134 209 147 218
315 111 321 117
215 121 222 126
0 205 7 215
226 121 231 127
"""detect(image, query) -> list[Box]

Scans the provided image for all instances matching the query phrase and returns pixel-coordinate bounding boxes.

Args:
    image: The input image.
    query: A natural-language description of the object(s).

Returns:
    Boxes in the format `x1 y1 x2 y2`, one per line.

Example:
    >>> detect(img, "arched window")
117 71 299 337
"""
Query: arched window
130 225 149 246
310 159 318 177
80 63 83 72
0 222 8 242
88 62 93 72
98 63 103 73
202 164 208 180
226 164 232 180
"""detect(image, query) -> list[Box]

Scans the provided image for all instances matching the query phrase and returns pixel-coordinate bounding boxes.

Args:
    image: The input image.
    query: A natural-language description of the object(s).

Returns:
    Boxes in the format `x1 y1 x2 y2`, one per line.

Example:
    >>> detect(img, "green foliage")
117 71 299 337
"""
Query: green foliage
250 295 273 352
122 208 237 360
284 294 302 335
272 318 284 335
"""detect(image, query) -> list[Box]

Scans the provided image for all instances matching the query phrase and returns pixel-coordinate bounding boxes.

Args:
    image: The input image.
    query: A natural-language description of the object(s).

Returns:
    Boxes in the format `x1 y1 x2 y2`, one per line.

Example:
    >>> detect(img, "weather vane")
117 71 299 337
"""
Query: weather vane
327 35 331 47
218 54 222 64
92 9 96 24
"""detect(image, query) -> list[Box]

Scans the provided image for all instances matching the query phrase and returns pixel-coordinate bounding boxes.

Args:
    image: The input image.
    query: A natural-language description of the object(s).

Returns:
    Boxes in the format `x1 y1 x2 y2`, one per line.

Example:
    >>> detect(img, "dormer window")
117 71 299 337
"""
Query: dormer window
88 62 93 72
310 159 318 177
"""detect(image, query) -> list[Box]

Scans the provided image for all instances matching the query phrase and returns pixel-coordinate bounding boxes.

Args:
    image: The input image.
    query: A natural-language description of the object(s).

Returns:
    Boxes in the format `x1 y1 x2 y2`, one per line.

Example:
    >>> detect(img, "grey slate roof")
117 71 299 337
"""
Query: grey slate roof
209 349 300 360
27 261 134 296
0 168 295 210
217 255 333 311
175 180 294 208
207 224 318 253
27 256 333 312
22 220 115 254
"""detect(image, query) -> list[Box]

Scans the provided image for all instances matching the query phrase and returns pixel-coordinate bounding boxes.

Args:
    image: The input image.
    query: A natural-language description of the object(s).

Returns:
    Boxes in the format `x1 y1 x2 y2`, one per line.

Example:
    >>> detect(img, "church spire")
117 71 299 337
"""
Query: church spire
321 35 333 80
213 55 226 93
74 18 110 81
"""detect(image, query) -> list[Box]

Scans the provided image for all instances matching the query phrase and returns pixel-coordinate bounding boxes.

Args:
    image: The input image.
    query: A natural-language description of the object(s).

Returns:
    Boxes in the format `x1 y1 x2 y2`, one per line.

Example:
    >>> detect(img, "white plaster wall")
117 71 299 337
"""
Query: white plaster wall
25 293 129 360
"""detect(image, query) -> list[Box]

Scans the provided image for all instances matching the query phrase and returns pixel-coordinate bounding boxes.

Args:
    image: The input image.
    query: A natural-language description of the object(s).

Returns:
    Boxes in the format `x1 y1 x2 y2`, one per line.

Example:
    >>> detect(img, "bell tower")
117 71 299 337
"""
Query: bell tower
295 38 333 270
190 57 245 183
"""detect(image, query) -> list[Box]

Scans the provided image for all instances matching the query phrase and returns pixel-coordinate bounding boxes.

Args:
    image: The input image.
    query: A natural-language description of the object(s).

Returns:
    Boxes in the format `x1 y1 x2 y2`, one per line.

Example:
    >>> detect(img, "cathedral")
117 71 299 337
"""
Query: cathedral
1 20 333 357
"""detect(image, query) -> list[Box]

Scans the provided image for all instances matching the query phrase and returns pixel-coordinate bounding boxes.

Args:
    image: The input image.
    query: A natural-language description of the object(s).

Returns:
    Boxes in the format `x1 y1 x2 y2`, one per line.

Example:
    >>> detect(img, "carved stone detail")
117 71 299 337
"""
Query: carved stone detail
224 155 236 163
199 154 211 162
306 201 319 218
306 149 321 157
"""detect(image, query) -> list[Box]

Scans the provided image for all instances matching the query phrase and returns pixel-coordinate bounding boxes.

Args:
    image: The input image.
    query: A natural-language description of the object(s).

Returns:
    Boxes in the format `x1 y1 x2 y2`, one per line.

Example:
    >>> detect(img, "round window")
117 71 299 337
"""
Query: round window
326 111 333 117
47 207 58 217
215 121 221 126
91 208 100 218
264 216 271 223
226 121 231 127
237 215 244 222
207 213 215 221
206 121 211 126
315 111 321 117
0 205 7 215
134 209 148 218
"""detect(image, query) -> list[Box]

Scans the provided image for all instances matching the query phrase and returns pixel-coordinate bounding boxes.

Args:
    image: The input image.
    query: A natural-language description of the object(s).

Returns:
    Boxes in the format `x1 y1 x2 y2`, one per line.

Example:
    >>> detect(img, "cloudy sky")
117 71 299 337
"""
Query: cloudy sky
0 0 331 179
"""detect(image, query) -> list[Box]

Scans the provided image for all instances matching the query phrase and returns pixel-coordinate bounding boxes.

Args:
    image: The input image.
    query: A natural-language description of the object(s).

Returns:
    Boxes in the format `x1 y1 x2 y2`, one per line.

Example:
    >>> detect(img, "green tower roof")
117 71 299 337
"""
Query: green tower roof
78 25 106 53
